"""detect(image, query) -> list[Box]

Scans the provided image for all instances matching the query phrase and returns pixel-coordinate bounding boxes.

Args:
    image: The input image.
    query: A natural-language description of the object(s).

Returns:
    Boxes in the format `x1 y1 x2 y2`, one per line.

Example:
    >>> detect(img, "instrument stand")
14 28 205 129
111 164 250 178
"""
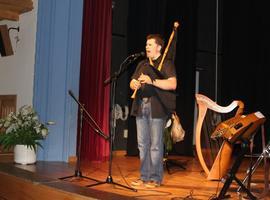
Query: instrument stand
211 120 262 200
211 112 268 200
163 152 186 174
86 56 139 192
59 102 105 184
212 140 256 200
237 124 270 198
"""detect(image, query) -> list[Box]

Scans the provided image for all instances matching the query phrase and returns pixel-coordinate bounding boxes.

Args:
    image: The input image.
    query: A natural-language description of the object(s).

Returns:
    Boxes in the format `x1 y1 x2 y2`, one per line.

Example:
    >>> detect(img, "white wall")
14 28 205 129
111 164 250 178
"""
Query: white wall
0 0 38 110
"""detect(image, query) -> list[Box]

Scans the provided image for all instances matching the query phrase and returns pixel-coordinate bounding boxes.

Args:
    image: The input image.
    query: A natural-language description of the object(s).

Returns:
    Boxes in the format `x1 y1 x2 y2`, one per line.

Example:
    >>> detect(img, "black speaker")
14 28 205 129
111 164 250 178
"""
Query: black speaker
0 25 14 57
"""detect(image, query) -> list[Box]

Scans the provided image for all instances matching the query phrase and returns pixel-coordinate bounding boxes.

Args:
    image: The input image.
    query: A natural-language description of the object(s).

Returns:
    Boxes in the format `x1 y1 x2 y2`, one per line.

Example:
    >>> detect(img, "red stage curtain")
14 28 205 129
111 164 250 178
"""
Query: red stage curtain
79 0 111 161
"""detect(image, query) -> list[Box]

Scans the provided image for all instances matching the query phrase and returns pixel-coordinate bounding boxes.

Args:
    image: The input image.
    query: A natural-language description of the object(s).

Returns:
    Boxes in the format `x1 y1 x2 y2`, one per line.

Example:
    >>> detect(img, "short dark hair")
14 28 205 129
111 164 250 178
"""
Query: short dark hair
146 34 165 51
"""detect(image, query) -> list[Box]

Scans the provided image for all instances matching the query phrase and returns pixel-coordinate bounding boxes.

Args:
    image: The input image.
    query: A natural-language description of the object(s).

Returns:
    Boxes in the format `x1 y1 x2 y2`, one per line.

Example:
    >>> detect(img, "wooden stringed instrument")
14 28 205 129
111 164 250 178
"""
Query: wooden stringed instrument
195 94 244 180
211 111 266 143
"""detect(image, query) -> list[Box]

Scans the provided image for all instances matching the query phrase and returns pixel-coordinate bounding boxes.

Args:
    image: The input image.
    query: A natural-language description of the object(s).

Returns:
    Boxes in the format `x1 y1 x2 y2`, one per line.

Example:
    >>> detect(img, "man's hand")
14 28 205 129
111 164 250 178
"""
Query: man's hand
138 73 152 85
130 79 142 90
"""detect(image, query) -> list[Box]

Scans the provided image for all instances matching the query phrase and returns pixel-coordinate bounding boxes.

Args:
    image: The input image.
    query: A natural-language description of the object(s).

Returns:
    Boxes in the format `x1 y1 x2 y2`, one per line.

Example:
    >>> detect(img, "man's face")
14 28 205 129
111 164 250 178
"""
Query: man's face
145 38 161 59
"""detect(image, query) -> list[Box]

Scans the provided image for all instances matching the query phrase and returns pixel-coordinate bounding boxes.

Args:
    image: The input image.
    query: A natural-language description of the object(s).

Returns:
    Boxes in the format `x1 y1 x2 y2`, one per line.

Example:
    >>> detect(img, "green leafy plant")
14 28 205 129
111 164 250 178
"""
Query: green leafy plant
0 105 48 151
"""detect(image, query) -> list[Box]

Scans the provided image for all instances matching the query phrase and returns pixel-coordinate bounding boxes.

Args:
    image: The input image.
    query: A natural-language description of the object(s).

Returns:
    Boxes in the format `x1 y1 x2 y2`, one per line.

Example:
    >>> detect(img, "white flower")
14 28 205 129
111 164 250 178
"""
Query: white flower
6 124 16 134
0 105 49 138
4 121 10 128
20 105 33 116
35 127 41 134
41 129 48 138
6 115 12 122
0 105 49 151
33 115 39 121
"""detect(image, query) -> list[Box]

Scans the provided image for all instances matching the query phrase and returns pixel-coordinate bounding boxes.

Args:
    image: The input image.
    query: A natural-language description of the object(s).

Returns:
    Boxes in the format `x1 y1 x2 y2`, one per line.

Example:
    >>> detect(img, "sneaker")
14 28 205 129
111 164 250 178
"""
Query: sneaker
144 181 161 188
131 179 146 186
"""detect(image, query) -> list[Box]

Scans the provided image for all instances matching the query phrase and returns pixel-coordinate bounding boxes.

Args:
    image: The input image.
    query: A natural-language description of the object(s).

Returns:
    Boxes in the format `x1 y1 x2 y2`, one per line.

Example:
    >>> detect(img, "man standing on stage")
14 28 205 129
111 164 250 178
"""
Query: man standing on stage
129 34 177 188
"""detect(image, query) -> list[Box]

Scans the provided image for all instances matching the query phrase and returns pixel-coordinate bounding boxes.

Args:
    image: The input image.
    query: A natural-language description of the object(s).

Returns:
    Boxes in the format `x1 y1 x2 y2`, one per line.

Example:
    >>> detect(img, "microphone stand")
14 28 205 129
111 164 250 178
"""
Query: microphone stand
86 55 141 191
59 90 109 183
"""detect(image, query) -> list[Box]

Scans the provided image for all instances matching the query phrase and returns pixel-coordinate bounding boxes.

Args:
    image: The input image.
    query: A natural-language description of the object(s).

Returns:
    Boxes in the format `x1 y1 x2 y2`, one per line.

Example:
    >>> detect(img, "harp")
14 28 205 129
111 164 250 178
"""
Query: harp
195 94 244 180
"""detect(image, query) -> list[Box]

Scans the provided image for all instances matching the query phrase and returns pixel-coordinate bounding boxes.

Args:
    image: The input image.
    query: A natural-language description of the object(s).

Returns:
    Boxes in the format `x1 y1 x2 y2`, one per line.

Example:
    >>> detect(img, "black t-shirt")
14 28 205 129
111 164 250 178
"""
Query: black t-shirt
131 56 177 118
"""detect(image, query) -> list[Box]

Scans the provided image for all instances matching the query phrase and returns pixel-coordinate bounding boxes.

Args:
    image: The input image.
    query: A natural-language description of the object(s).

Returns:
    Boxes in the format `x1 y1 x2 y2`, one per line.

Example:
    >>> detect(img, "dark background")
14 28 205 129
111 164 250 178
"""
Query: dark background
111 0 270 156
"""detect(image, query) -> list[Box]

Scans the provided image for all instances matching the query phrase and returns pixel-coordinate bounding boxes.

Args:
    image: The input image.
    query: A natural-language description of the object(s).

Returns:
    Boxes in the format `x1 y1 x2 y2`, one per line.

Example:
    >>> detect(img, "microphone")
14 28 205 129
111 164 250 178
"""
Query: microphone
129 51 145 58
68 90 76 99
104 52 144 85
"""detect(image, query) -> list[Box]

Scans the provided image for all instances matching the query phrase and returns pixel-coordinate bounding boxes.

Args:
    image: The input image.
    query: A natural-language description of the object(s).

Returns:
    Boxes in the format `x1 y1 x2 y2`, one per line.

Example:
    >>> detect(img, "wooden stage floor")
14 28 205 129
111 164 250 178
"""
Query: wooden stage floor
0 152 270 200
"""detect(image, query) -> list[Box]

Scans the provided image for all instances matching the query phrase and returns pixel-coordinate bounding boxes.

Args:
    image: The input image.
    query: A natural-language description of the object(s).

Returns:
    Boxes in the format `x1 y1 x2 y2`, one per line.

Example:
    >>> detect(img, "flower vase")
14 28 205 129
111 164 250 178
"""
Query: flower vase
14 145 37 165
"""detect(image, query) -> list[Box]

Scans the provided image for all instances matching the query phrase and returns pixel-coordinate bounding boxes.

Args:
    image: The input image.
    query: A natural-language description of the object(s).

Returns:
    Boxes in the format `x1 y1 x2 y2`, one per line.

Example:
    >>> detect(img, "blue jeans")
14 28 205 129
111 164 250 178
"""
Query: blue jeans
136 100 166 184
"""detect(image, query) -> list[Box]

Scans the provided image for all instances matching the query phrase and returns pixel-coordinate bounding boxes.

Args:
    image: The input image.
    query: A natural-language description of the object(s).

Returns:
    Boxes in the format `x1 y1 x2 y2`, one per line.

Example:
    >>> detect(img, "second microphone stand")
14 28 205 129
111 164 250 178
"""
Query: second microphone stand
86 55 140 191
59 90 108 183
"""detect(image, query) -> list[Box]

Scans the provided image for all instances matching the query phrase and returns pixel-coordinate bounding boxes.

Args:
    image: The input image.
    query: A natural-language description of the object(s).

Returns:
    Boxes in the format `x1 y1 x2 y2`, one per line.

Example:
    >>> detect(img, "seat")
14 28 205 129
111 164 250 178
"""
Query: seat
195 94 244 180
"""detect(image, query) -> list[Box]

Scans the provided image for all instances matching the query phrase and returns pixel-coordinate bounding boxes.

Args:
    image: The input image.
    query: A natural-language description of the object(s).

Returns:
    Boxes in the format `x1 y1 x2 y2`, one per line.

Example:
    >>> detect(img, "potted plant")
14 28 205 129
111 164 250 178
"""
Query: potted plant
0 105 48 164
